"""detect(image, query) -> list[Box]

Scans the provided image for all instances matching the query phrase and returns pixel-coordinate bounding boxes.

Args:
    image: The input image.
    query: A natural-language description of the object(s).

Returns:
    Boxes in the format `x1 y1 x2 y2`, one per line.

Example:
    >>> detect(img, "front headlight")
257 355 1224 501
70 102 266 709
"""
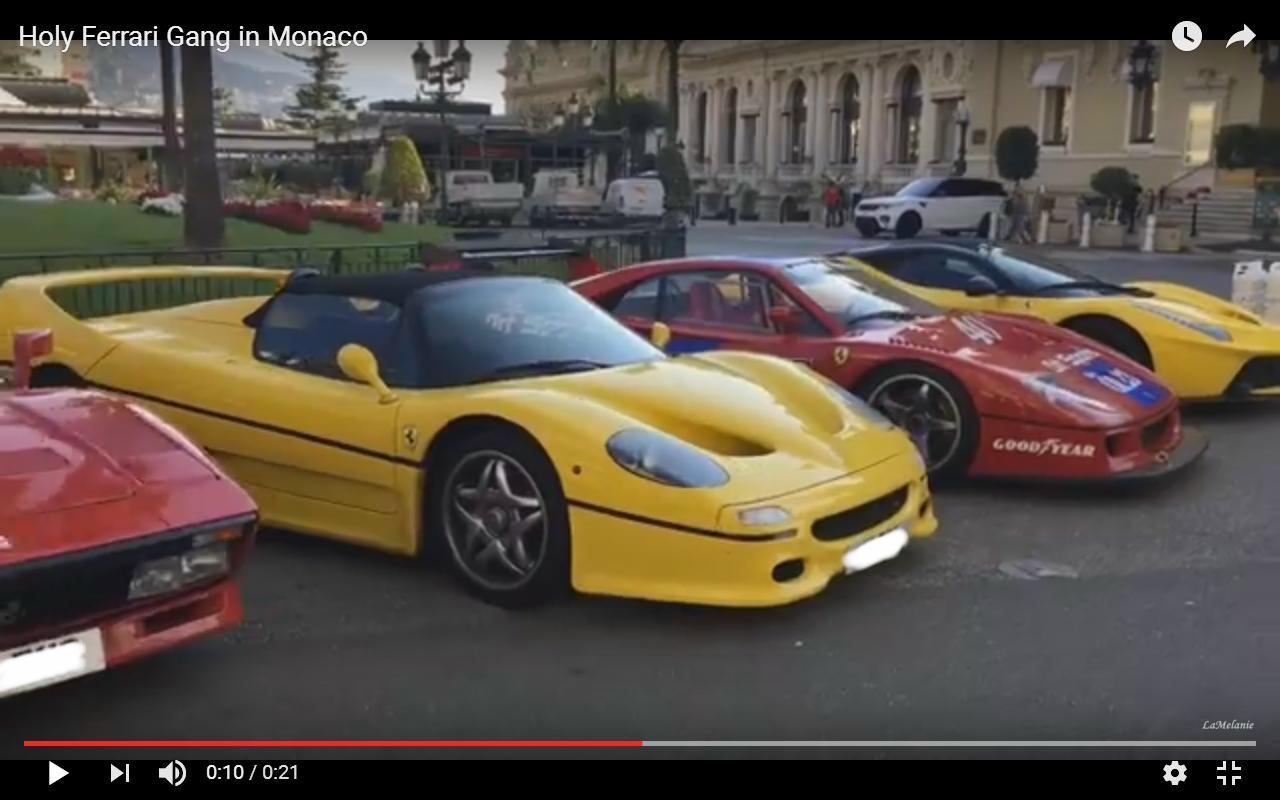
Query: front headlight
128 542 231 601
1136 303 1232 342
606 429 729 488
737 506 792 526
826 382 895 430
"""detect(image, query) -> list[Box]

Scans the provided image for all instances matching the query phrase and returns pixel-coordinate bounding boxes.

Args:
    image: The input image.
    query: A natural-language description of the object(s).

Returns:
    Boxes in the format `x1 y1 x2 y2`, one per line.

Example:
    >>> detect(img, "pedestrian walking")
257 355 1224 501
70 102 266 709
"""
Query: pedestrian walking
1005 186 1032 243
824 180 841 229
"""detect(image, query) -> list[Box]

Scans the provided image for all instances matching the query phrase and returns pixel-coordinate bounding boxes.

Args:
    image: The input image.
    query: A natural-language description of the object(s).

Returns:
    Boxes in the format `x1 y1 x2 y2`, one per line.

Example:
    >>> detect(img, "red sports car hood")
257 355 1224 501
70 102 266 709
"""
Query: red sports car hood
0 389 222 544
851 312 1175 427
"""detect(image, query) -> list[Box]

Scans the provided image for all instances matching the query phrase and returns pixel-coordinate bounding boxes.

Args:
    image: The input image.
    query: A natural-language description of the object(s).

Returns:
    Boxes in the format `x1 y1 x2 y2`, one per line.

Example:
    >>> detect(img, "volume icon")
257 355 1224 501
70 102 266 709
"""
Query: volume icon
158 760 187 786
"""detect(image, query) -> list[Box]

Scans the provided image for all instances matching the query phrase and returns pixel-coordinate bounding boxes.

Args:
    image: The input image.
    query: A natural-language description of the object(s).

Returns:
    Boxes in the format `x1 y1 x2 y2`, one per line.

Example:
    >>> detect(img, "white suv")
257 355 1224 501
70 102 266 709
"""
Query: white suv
854 177 1006 239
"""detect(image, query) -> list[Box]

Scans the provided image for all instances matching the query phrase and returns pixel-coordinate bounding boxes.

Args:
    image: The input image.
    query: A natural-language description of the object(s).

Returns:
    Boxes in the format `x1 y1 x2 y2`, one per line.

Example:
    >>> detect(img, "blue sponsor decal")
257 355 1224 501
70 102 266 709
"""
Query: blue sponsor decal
666 337 722 354
1081 357 1170 407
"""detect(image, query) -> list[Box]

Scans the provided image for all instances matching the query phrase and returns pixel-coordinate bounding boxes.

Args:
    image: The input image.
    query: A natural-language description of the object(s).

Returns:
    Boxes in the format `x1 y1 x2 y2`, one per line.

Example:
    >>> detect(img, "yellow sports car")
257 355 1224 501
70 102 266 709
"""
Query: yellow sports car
0 267 936 608
842 243 1280 401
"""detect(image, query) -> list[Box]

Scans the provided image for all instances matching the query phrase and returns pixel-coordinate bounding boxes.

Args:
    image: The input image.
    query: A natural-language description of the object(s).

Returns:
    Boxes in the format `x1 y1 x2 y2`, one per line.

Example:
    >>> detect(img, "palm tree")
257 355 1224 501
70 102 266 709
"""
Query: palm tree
159 43 182 191
179 46 225 249
663 40 685 139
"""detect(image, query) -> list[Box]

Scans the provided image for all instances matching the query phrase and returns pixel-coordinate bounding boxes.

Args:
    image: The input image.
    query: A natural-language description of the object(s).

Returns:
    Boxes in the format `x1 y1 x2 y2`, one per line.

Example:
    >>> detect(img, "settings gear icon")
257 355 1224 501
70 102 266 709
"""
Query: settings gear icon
1164 761 1189 786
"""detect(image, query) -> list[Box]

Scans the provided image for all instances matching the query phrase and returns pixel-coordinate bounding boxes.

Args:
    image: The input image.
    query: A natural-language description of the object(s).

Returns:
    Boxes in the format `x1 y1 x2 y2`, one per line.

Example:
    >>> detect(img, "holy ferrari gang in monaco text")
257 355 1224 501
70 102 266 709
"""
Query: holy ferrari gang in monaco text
16 26 368 53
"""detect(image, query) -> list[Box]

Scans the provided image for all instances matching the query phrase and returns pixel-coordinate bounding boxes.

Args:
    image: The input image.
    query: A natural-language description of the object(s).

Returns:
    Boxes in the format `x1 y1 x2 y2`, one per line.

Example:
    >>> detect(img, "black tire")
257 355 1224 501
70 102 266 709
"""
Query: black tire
857 362 981 480
427 427 571 609
894 212 922 239
855 219 880 238
1062 316 1154 369
976 213 992 238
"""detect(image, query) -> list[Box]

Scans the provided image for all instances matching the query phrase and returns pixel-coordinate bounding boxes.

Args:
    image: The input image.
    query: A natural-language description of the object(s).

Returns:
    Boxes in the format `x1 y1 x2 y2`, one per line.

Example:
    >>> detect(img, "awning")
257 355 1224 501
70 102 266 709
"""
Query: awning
1031 59 1073 88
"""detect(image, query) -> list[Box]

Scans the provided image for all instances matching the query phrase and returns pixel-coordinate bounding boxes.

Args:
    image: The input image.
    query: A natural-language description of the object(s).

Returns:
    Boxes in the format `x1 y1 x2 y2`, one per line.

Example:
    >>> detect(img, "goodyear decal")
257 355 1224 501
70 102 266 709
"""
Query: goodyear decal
1081 357 1170 407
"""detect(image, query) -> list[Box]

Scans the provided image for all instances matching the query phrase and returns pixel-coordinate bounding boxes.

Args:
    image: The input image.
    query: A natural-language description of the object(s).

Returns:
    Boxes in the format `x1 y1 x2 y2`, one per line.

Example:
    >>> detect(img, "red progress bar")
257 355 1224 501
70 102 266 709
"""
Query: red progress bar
25 740 644 748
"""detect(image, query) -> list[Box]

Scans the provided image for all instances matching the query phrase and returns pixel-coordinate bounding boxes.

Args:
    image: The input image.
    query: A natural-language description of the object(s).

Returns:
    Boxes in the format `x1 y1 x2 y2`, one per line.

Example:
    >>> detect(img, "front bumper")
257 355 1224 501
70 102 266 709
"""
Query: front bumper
969 409 1207 483
567 452 936 607
0 580 242 699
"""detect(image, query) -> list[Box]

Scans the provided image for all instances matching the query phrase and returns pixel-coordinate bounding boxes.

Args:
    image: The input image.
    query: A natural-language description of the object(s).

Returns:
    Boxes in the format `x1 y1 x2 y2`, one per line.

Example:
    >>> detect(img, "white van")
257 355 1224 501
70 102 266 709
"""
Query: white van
605 177 666 223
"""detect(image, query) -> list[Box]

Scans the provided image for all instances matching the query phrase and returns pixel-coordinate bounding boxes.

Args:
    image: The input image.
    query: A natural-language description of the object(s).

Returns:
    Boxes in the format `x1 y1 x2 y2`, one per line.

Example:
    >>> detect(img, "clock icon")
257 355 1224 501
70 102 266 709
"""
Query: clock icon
1172 21 1203 52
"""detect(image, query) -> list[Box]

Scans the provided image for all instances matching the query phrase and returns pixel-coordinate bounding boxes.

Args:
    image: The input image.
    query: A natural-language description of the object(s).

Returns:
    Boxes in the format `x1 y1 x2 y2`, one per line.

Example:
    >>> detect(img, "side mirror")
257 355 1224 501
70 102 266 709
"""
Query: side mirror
12 329 54 390
768 305 800 333
650 321 672 351
964 276 999 297
337 344 398 405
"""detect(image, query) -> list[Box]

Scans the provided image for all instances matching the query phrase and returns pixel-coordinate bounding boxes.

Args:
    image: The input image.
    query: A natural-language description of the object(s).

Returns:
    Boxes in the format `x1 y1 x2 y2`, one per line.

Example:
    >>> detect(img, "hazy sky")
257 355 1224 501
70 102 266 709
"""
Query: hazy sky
224 39 510 112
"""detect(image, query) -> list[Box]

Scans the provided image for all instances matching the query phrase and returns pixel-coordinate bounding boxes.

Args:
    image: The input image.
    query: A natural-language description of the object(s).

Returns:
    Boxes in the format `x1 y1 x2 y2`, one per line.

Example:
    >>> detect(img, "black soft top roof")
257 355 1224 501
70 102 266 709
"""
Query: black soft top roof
279 268 503 305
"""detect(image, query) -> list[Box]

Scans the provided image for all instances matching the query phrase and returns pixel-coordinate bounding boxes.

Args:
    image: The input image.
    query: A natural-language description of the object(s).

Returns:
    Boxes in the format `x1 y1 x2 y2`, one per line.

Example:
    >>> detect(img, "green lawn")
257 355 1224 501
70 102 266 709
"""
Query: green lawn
0 200 445 278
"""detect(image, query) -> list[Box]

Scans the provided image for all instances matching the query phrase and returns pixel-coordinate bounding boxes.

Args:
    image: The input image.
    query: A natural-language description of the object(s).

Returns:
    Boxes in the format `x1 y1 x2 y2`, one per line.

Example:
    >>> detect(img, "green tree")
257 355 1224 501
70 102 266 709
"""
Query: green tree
282 46 363 135
179 46 225 249
379 136 430 205
1090 166 1137 216
212 86 235 122
995 126 1039 187
657 144 691 211
593 92 668 174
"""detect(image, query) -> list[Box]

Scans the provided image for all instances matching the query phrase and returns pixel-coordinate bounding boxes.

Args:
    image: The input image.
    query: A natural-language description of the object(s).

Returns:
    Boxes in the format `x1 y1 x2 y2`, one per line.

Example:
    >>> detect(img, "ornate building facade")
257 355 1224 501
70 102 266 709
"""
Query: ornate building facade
504 40 1279 219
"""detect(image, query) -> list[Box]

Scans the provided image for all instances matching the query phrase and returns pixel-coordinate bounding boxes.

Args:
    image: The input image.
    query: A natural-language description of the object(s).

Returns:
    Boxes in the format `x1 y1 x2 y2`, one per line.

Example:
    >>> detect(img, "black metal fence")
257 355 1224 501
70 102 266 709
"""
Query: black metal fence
0 228 686 319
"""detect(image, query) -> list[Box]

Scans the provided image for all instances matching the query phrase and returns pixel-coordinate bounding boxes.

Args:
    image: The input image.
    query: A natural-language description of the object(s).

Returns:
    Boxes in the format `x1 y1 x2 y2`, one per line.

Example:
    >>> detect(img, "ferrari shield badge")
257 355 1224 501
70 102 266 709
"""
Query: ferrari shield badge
402 426 419 449
0 535 11 551
833 346 850 366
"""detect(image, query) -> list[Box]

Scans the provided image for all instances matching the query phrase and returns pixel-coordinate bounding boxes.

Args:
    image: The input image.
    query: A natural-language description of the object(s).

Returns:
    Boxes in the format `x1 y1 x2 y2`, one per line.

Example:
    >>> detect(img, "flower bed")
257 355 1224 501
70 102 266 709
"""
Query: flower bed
309 202 383 233
224 199 311 234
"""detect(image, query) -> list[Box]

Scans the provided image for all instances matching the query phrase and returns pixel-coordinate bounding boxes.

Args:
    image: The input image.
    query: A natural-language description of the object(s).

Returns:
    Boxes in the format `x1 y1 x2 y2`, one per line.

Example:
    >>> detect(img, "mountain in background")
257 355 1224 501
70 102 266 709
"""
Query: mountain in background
90 46 303 115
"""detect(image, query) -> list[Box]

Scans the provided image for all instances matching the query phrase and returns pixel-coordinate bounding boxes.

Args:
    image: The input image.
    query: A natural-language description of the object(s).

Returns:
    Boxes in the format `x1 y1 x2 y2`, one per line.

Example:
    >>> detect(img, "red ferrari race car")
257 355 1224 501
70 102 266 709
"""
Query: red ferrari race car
575 256 1209 481
1 331 256 699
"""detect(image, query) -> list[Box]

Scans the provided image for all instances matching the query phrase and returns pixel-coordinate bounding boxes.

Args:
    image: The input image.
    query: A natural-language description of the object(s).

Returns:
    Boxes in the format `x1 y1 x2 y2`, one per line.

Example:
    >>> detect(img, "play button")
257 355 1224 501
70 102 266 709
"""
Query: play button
110 764 124 783
48 761 68 785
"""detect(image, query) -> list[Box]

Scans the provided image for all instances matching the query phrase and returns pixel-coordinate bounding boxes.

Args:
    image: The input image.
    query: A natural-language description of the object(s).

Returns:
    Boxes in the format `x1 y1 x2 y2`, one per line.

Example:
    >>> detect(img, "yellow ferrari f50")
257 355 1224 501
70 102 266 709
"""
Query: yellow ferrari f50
0 267 936 608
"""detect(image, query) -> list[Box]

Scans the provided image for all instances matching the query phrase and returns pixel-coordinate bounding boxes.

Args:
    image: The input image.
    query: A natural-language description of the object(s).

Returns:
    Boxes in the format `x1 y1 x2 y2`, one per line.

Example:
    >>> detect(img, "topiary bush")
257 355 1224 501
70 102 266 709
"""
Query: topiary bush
1215 124 1280 170
657 145 691 211
0 166 40 196
1090 167 1137 204
995 126 1039 186
379 136 431 205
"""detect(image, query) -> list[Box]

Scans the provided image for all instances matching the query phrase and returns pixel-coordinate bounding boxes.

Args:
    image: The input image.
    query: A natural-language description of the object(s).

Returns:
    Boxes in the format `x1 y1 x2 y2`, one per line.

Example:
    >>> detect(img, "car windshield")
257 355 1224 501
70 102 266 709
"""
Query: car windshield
978 246 1107 291
896 178 944 197
418 278 663 387
786 259 942 327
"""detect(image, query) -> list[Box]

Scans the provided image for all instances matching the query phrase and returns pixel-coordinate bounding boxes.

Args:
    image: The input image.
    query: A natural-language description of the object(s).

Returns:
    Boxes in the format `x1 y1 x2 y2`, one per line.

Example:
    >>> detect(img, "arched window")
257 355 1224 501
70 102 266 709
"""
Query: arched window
833 74 860 164
695 91 709 161
724 87 738 165
894 65 922 164
784 79 807 164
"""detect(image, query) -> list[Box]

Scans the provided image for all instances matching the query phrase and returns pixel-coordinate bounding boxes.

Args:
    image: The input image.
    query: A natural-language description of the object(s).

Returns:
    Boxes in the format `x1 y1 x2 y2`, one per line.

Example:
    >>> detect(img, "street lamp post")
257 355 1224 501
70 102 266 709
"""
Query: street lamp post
1127 40 1157 90
411 39 472 221
953 102 971 177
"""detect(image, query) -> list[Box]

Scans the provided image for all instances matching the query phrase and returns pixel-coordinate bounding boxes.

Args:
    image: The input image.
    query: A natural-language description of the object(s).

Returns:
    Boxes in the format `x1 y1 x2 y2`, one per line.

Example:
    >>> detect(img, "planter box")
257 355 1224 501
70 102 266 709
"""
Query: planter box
1092 223 1127 248
1154 226 1184 253
1047 220 1074 244
1217 168 1257 188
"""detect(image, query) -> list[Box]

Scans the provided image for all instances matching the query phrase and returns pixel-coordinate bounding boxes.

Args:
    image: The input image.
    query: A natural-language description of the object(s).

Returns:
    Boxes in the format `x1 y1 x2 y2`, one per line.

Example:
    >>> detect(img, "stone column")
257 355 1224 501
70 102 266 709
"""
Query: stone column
733 83 746 170
813 68 830 175
863 63 882 180
918 65 938 176
765 76 780 177
804 70 819 170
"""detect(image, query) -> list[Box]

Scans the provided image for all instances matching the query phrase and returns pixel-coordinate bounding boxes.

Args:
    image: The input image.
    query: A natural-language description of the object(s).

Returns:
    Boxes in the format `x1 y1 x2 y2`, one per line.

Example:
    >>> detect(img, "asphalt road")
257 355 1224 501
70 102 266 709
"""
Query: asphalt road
3 226 1277 762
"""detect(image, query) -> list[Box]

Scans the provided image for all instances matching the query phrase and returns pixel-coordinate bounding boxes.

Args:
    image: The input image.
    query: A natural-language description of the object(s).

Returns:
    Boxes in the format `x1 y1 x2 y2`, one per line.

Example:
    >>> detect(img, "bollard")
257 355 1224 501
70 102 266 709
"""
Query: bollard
1037 211 1050 245
1080 212 1092 248
1142 214 1156 253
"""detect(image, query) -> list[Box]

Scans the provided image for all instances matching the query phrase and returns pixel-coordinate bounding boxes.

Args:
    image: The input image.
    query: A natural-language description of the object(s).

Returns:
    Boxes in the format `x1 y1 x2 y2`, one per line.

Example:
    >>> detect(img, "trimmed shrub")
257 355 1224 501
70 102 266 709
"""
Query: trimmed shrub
379 136 430 205
995 126 1040 186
